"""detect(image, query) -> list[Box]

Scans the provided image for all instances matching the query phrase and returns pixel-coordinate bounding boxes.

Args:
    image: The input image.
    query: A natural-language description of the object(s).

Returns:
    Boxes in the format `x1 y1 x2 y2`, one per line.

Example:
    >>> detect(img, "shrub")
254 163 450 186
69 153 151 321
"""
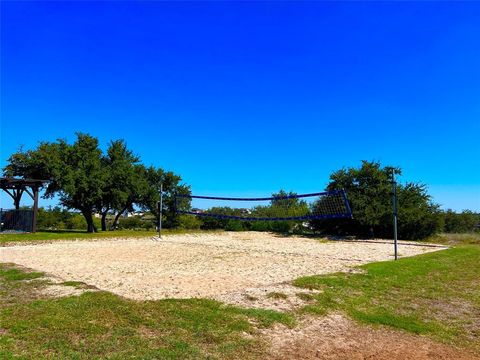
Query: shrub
64 214 88 230
177 215 202 229
250 221 272 232
442 210 479 233
271 221 291 233
37 207 72 230
117 216 154 230
225 220 244 231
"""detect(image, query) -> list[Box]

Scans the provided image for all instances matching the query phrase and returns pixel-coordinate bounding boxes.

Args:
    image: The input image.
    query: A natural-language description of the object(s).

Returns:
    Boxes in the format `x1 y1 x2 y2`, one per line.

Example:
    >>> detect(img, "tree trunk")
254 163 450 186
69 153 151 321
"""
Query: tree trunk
111 206 128 230
13 191 22 210
82 210 97 233
101 210 109 231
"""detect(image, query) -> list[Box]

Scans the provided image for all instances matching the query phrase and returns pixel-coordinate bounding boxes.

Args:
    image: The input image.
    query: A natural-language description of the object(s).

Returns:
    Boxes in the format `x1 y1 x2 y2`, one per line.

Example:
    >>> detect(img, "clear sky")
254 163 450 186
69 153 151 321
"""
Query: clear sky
1 1 479 211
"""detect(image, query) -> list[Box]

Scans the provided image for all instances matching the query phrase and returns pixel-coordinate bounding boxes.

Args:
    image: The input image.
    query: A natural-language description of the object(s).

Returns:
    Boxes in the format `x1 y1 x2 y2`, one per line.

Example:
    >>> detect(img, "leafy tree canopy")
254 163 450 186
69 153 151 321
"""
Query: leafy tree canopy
313 160 442 240
3 133 190 232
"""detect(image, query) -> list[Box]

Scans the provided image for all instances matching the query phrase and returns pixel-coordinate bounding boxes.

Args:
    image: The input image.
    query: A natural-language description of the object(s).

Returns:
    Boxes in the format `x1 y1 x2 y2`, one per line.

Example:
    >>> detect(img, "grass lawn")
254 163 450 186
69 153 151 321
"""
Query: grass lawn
0 264 293 359
0 229 217 245
294 233 480 353
0 233 478 358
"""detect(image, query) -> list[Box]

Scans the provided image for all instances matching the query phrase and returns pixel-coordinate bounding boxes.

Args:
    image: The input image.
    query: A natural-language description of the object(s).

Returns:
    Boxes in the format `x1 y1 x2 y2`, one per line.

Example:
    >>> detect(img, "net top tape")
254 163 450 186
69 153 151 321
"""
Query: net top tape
175 189 344 201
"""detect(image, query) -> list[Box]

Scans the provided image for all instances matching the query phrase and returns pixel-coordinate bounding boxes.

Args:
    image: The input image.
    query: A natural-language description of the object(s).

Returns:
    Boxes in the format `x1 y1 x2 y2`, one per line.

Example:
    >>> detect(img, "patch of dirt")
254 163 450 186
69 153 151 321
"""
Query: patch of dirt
214 283 320 311
0 232 444 301
261 314 479 360
137 325 159 339
17 266 97 297
39 284 96 298
24 274 98 298
1 266 97 305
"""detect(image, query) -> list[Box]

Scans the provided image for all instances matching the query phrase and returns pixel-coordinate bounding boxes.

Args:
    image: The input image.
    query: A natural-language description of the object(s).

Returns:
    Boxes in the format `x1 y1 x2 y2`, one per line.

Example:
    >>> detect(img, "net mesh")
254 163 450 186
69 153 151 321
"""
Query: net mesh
175 190 352 221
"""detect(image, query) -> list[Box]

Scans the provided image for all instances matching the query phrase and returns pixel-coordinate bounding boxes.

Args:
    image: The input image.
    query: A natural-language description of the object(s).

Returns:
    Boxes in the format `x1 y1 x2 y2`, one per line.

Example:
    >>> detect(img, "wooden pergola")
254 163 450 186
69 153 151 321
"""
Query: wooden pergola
0 177 47 232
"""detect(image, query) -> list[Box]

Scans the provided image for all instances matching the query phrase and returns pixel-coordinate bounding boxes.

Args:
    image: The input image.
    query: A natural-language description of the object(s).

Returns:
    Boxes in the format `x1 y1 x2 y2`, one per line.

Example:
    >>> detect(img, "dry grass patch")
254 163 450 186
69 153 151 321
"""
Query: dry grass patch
262 314 479 360
294 245 480 354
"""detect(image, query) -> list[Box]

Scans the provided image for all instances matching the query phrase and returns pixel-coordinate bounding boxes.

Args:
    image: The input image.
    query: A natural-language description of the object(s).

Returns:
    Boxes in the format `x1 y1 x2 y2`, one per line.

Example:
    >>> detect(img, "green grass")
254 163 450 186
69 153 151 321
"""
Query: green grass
0 266 44 282
0 264 293 359
293 244 480 352
0 229 219 244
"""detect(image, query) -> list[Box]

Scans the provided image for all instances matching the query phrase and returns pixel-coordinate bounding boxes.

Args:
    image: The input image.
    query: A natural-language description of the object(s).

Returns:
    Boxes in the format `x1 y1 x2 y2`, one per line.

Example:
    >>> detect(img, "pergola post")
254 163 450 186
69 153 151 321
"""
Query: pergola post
32 186 39 232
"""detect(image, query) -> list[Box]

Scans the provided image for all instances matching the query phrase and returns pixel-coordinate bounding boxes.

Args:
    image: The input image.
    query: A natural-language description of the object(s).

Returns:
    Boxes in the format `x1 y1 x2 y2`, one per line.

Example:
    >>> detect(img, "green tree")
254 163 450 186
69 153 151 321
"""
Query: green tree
252 190 310 233
200 207 246 230
396 183 442 239
177 215 202 229
312 160 442 240
97 140 140 231
139 166 191 228
110 164 150 230
37 206 72 229
4 133 192 233
4 133 106 232
270 190 309 218
443 210 479 233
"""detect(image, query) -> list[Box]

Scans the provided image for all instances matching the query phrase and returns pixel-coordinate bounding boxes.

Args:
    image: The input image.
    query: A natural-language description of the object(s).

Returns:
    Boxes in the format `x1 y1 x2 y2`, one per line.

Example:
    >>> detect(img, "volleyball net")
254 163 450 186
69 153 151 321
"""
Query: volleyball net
174 189 352 221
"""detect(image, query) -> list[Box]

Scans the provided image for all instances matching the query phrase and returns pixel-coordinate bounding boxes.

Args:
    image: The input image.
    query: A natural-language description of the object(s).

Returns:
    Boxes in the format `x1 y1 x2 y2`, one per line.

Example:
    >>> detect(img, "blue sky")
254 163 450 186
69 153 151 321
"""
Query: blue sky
1 1 479 211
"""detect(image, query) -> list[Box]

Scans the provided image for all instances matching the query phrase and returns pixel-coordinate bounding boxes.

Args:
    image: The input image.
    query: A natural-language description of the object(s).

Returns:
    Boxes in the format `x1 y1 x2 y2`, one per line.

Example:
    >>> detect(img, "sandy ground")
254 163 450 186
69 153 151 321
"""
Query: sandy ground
0 232 445 306
263 314 479 360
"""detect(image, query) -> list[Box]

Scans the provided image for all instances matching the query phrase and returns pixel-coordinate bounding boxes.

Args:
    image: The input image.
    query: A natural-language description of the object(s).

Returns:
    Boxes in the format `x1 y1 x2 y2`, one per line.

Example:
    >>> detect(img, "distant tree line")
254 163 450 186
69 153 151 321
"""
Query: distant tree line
441 209 479 234
4 138 478 239
197 190 309 233
36 206 159 231
3 133 190 232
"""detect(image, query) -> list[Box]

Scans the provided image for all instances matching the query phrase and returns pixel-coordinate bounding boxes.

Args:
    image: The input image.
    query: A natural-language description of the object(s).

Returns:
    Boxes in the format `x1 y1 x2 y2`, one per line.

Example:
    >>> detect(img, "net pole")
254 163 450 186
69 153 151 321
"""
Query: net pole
158 183 163 239
391 169 398 260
